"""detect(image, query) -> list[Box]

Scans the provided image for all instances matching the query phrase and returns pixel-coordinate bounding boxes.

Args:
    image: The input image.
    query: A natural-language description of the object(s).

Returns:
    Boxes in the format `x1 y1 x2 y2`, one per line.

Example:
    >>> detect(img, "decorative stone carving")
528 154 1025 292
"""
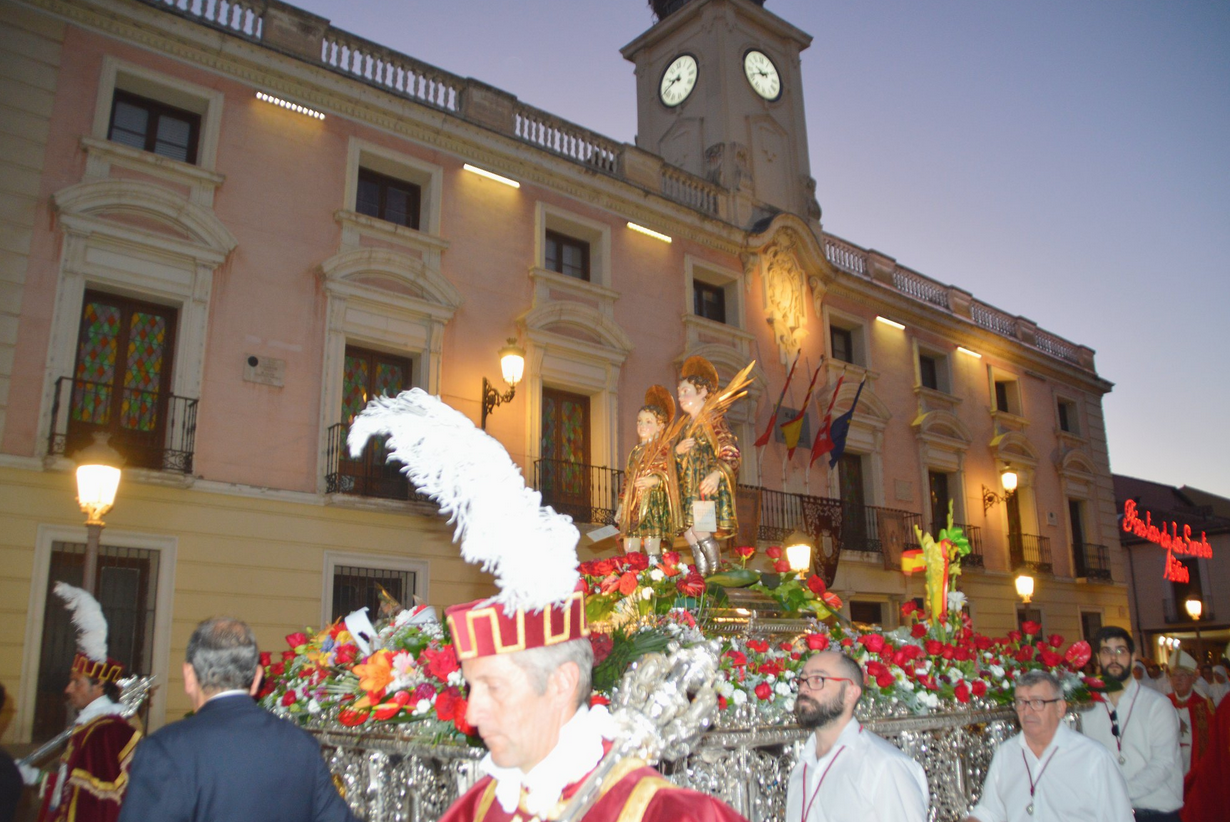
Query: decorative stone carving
758 229 808 365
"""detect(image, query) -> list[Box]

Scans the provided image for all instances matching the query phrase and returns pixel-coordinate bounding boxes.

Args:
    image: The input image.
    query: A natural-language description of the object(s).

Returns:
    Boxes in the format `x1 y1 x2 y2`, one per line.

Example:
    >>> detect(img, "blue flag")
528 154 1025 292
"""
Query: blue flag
827 378 867 468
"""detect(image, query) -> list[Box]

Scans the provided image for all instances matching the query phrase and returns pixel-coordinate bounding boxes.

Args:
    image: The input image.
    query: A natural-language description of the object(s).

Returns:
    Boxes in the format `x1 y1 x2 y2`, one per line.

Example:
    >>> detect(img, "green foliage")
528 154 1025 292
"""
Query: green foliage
591 626 674 693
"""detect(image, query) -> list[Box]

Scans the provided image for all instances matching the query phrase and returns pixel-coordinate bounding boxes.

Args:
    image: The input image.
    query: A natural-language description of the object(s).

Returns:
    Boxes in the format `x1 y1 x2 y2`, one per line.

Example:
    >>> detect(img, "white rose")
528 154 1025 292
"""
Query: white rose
766 673 777 684
949 668 965 682
716 680 734 697
947 591 967 612
414 699 433 715
641 587 654 600
650 568 665 582
918 692 939 709
784 697 796 711
784 669 796 680
775 681 792 696
732 689 748 706
989 664 1005 679
448 669 464 686
307 698 322 715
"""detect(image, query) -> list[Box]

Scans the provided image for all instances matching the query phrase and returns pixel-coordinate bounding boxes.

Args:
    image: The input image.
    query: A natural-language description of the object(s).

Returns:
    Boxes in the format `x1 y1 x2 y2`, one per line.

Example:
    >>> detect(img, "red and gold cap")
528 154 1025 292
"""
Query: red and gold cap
73 651 124 684
446 585 589 662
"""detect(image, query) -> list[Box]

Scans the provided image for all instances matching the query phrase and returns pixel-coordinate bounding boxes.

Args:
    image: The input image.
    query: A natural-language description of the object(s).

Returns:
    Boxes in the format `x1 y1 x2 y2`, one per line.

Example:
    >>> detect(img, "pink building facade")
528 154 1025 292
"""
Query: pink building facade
0 0 1127 741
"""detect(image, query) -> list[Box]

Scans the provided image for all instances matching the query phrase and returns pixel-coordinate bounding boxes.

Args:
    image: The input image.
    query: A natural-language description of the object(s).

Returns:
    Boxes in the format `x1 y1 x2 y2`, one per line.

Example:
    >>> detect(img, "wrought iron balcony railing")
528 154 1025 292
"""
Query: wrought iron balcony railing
958 523 985 568
1073 542 1111 581
533 459 623 526
1009 532 1053 574
48 376 197 473
739 484 922 556
324 423 432 504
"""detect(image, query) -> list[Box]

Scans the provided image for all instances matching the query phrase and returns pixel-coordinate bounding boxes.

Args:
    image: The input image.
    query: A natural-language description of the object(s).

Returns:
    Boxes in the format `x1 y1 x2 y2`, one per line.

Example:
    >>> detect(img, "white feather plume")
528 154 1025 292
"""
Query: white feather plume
347 388 580 613
54 582 108 663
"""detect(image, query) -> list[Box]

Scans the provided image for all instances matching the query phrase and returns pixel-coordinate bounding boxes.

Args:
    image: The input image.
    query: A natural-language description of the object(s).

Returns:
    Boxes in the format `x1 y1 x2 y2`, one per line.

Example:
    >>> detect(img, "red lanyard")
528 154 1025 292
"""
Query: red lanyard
800 746 846 822
1021 748 1059 808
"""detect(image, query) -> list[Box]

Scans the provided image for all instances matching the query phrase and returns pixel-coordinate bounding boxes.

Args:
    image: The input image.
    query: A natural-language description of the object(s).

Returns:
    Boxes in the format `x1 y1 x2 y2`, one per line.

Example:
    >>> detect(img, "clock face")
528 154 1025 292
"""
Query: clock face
743 49 781 101
659 54 698 107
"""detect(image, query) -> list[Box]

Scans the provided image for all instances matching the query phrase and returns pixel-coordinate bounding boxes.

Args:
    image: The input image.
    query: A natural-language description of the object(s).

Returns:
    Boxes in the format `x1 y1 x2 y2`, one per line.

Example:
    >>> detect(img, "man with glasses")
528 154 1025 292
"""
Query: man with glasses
967 669 1131 821
1078 626 1182 821
785 651 928 822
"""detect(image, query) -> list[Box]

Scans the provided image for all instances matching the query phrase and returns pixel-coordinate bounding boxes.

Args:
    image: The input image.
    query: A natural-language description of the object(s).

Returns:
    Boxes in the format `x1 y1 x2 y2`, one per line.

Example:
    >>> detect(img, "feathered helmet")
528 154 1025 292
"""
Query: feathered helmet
55 582 125 684
680 355 719 394
640 385 675 426
347 389 588 662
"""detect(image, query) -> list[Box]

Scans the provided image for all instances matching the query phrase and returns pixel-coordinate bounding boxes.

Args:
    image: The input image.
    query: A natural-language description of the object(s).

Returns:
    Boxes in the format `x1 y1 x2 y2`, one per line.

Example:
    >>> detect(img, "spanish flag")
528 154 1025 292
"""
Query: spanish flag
901 548 926 575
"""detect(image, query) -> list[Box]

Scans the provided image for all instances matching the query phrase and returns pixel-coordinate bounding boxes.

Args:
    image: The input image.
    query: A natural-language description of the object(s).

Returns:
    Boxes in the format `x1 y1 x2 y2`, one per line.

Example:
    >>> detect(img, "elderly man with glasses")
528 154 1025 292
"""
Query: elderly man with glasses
1078 626 1183 821
785 650 928 822
967 669 1131 821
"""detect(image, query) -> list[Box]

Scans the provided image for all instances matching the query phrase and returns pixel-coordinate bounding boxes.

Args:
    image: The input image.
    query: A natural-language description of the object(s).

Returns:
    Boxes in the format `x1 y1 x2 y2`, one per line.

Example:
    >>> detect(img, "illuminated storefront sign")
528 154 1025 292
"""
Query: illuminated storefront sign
1122 500 1213 583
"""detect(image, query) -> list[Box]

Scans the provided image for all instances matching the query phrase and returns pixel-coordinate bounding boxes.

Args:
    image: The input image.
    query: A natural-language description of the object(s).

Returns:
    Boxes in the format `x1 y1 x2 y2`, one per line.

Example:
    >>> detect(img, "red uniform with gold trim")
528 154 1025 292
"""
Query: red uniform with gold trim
37 712 140 822
1168 691 1217 775
439 755 747 822
1180 693 1230 822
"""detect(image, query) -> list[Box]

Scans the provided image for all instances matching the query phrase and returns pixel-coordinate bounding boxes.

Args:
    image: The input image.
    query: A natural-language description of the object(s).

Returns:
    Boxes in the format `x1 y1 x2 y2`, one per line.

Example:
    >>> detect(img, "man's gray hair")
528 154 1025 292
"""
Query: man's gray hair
1016 668 1064 698
509 637 594 710
187 617 260 693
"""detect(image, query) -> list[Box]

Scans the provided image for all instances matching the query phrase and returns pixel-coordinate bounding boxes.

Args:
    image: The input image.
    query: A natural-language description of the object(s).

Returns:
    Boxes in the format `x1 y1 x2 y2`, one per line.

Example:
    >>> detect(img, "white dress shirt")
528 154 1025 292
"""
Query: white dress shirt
1078 677 1183 812
968 724 1132 822
786 718 929 822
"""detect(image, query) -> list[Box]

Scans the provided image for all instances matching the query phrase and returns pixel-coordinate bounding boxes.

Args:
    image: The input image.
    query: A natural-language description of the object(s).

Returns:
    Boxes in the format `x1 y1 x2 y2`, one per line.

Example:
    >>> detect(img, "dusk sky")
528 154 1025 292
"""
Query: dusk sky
293 0 1230 497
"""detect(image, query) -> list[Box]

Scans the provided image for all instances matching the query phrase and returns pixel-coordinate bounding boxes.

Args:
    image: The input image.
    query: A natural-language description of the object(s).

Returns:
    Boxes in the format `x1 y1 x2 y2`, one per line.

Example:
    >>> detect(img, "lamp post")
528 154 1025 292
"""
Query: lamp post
784 530 813 574
981 468 1019 514
481 338 526 430
74 432 123 592
1185 596 1203 662
1015 573 1035 604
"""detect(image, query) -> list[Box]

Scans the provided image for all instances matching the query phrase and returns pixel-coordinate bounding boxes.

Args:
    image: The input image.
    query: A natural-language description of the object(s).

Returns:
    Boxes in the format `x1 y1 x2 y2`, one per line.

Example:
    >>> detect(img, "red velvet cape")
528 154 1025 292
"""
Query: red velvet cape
38 714 140 822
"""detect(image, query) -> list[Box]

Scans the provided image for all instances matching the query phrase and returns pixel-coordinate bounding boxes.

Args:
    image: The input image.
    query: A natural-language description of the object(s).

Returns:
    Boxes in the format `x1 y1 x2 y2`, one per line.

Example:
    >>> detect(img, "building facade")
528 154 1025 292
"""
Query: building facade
0 0 1127 743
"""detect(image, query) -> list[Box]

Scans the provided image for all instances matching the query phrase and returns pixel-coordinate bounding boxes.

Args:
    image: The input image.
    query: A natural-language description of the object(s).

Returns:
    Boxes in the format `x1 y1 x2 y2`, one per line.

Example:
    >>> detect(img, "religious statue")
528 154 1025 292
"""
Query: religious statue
615 385 681 556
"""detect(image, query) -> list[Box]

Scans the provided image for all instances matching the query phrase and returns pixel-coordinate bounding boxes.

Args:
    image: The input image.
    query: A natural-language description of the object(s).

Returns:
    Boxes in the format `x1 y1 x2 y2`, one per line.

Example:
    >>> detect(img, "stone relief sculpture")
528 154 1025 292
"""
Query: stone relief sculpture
758 229 808 365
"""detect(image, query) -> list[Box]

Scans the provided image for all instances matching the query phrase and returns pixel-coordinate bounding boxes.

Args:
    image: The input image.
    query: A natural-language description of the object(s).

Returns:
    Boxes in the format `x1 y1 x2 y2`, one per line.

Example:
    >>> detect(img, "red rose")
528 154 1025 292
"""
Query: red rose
724 650 748 667
595 558 617 576
1021 621 1042 637
974 635 993 651
676 570 706 597
954 647 972 662
805 633 830 651
911 623 927 638
590 693 611 707
1015 646 1035 663
747 639 770 653
285 632 309 649
859 634 886 654
1047 634 1064 648
1065 641 1092 670
875 670 895 689
334 644 358 665
971 680 988 697
758 661 783 676
925 639 943 656
954 682 971 703
281 689 297 706
1007 630 1022 643
617 572 639 595
625 552 650 572
412 683 437 702
662 551 681 567
770 559 788 573
717 694 728 710
1039 650 1063 668
338 707 369 726
766 546 783 559
735 545 756 559
423 646 460 681
840 637 854 647
269 661 285 676
807 575 827 595
901 601 921 617
259 651 272 666
280 650 296 662
754 682 773 700
435 687 464 722
453 699 474 736
866 660 887 677
1082 675 1106 690
590 633 614 665
940 644 956 661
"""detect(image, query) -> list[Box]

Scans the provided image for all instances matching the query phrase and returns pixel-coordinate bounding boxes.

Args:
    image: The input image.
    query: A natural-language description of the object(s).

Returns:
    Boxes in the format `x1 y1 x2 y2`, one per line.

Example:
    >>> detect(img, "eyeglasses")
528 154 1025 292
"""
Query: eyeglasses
1014 697 1064 712
795 674 855 691
1097 647 1132 659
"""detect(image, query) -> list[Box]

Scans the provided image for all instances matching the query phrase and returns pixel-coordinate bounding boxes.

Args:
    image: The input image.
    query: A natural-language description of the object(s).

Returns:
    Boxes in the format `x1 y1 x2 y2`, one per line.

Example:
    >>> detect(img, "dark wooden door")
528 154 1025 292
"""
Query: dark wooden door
929 470 950 531
339 345 412 499
838 453 868 551
540 388 590 520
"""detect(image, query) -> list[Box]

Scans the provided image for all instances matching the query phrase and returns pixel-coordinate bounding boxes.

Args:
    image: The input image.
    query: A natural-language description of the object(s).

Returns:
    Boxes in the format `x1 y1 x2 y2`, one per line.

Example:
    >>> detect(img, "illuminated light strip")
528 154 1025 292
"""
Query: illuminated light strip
875 315 905 330
255 91 325 120
626 221 672 243
463 163 520 188
957 346 982 358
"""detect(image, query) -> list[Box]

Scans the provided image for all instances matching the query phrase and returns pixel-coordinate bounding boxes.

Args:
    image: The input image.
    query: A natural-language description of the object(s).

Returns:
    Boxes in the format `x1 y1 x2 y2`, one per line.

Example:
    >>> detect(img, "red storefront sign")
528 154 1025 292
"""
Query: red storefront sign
1122 500 1213 583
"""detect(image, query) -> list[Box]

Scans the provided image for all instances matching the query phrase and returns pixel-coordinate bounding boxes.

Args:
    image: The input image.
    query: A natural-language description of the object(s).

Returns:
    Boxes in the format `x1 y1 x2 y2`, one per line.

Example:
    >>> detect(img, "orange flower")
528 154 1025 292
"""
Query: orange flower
353 650 393 695
617 572 639 596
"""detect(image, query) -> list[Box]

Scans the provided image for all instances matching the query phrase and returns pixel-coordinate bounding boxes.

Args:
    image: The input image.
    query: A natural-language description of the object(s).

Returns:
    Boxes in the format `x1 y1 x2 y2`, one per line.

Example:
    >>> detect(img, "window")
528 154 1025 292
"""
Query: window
1057 398 1079 434
919 354 939 390
544 230 590 281
994 378 1021 415
929 470 950 531
538 388 593 522
831 326 855 364
850 601 882 625
329 345 413 500
68 291 179 470
331 564 418 622
1017 607 1043 635
693 279 727 323
356 168 421 230
107 90 200 164
1080 611 1103 645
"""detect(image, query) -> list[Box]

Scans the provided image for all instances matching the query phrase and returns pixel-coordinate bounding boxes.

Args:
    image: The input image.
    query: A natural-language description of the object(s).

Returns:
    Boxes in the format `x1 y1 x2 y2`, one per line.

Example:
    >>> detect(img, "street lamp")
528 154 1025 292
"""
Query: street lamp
74 432 124 591
481 338 526 430
784 530 813 573
982 468 1019 514
1186 597 1203 661
1015 573 1035 604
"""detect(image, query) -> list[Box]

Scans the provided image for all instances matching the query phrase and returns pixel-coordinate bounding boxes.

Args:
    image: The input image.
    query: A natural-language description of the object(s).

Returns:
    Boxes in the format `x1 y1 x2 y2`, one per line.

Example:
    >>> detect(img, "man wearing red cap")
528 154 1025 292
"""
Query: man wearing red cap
438 589 748 822
20 584 140 822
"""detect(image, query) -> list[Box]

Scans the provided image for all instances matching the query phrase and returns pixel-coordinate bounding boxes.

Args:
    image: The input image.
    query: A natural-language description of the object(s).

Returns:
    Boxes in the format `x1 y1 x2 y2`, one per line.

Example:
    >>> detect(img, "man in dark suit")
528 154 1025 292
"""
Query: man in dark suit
118 617 356 822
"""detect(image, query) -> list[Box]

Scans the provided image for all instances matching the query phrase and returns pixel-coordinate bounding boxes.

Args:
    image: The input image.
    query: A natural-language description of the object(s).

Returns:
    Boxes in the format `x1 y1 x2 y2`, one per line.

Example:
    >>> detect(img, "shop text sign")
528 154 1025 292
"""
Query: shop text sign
1122 500 1213 583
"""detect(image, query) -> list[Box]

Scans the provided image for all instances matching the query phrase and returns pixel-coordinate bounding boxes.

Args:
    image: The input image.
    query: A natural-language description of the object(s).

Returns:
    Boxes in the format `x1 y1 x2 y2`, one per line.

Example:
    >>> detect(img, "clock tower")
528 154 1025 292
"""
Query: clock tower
622 0 819 227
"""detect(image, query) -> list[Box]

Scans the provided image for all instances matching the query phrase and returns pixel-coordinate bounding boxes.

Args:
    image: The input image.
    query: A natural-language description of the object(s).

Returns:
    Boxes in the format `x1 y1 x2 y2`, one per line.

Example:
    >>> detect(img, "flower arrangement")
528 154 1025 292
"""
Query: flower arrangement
259 609 475 740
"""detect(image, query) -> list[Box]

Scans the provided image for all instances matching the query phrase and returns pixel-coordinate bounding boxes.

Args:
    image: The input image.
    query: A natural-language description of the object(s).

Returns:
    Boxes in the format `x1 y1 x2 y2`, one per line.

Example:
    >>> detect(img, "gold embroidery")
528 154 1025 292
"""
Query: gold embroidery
614 775 677 822
473 779 500 822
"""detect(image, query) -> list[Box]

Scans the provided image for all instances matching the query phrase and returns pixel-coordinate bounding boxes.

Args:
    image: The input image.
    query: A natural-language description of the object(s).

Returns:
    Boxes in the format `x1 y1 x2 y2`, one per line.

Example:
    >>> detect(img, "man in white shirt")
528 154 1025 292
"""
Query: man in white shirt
1079 626 1183 822
785 651 928 822
967 669 1131 822
1144 660 1172 694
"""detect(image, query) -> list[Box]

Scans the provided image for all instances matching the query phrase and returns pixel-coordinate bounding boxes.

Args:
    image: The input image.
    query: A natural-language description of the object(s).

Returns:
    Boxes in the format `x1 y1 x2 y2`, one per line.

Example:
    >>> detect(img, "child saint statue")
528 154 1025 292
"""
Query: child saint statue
615 386 681 556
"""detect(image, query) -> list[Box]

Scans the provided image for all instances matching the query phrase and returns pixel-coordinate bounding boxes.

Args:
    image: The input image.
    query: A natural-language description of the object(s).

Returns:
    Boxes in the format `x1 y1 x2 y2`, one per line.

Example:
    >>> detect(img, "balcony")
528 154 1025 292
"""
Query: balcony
1009 532 1053 574
1073 542 1112 581
957 523 984 568
324 423 432 504
741 484 921 555
533 459 623 526
48 376 197 473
